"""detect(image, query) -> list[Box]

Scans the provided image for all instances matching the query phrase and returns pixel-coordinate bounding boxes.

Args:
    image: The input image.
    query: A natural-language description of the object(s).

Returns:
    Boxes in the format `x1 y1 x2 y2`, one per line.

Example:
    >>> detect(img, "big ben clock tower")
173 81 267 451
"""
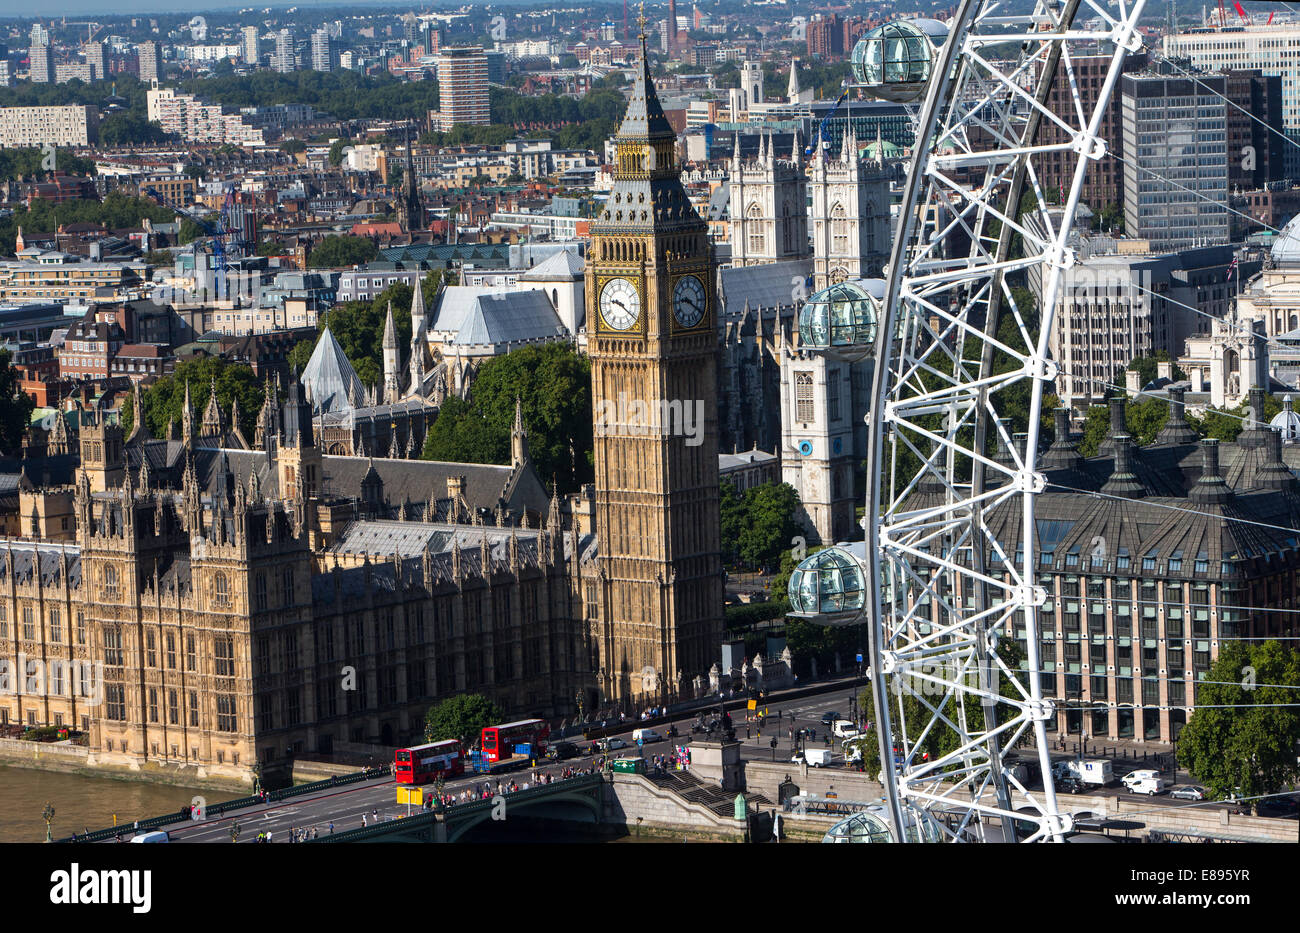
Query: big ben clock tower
586 20 723 702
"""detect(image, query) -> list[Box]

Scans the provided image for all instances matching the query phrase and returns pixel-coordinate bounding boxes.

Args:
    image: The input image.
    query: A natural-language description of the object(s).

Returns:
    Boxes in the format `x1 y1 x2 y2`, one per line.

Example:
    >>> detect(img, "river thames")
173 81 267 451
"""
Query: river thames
0 765 211 843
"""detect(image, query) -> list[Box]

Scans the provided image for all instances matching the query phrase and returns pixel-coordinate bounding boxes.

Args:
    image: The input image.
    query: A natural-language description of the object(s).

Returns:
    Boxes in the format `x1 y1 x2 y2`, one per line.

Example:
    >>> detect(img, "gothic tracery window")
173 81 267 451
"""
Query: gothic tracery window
831 202 849 256
746 202 765 256
795 371 815 423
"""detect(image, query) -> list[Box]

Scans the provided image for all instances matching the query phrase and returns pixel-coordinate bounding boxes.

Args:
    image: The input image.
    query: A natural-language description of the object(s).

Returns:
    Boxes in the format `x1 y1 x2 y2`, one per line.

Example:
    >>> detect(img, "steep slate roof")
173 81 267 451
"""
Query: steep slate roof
719 259 814 314
450 290 568 346
301 326 367 413
319 455 550 518
518 248 584 281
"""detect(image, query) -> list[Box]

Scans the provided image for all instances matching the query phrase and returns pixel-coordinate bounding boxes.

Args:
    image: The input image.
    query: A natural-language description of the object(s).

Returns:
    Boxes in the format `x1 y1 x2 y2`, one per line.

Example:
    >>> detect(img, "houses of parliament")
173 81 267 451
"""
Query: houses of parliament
0 37 724 785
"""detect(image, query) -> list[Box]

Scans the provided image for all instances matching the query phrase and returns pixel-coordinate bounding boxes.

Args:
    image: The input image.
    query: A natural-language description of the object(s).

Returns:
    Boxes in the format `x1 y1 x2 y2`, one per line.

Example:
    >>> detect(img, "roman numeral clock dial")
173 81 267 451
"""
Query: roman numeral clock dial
672 274 706 328
599 277 641 331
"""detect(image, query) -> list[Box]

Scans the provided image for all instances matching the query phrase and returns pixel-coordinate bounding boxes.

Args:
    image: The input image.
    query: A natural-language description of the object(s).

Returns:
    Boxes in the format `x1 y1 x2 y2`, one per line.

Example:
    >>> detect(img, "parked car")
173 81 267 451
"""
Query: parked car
545 742 580 761
1168 785 1207 801
1056 775 1084 795
632 728 666 745
820 711 842 726
1256 795 1299 818
832 720 861 739
603 737 628 750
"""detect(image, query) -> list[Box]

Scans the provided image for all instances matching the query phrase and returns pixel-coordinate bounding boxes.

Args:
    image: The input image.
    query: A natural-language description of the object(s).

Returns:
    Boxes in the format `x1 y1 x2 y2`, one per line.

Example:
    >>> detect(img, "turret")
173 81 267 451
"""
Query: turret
382 300 400 404
511 398 530 468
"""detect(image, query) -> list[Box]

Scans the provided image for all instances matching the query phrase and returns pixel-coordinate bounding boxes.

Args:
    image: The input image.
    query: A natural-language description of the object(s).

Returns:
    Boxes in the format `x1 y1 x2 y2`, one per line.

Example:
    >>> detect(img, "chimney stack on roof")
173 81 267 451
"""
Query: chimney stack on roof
1101 434 1145 499
1257 427 1298 492
1237 387 1271 448
1154 386 1199 446
1189 438 1233 505
1040 408 1084 473
1098 397 1127 457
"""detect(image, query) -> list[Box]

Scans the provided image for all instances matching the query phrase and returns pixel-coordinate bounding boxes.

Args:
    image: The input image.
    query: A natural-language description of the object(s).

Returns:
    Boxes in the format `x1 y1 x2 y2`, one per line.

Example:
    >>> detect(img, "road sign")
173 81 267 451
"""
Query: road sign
747 699 757 711
856 653 863 663
396 786 423 806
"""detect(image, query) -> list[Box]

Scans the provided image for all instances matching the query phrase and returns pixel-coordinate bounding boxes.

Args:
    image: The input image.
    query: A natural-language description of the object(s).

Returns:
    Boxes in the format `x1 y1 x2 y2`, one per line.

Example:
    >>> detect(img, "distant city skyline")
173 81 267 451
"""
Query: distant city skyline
0 0 531 13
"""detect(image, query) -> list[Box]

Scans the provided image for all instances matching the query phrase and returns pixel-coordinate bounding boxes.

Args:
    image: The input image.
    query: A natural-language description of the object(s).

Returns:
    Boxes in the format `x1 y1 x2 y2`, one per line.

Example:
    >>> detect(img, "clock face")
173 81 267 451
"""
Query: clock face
599 277 641 331
672 275 706 329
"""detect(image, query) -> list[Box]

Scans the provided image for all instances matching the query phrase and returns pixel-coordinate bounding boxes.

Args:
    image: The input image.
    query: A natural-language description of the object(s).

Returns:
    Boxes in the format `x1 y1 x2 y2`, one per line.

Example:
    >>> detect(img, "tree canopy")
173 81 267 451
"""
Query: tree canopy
1176 640 1300 808
1188 395 1282 443
422 342 593 494
177 69 438 121
98 112 171 147
719 481 803 570
0 350 35 457
1 192 176 256
307 234 379 269
424 693 504 747
122 355 262 441
0 147 95 183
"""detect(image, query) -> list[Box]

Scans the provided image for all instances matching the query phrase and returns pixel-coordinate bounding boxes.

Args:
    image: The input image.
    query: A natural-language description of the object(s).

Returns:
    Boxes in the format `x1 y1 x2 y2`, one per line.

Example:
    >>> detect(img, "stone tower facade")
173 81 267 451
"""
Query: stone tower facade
809 129 892 289
777 321 862 544
729 133 810 267
584 28 724 702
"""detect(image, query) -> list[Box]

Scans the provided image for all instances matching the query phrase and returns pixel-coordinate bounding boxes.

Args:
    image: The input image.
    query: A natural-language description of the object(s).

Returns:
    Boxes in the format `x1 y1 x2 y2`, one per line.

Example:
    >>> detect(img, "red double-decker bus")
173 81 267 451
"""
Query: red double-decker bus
480 719 550 763
394 740 465 784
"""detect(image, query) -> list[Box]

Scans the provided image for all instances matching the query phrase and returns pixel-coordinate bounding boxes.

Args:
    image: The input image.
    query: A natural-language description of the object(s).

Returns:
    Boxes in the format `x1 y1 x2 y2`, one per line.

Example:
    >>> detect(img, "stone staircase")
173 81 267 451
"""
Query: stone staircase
646 768 775 818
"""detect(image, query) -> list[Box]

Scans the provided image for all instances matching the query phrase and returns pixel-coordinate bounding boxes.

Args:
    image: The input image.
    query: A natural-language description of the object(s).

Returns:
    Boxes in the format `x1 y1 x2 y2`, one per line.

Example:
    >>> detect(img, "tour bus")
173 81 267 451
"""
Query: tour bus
394 739 465 784
480 719 550 763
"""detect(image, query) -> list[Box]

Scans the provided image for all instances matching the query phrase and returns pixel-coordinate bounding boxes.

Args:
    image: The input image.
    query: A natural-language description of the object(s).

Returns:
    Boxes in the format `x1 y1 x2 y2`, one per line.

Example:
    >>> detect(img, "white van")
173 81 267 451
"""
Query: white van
1122 770 1165 795
832 720 860 739
796 748 834 767
129 831 170 843
632 728 665 745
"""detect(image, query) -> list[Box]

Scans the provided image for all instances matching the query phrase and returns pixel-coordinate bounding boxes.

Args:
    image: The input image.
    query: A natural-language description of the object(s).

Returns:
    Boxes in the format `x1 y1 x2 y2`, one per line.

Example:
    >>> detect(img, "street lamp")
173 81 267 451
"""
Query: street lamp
42 802 55 843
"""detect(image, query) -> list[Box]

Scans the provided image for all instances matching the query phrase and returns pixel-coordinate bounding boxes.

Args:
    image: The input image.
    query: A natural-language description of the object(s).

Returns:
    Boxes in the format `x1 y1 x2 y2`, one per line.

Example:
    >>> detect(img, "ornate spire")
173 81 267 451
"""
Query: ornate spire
202 375 223 435
181 380 195 447
511 397 530 467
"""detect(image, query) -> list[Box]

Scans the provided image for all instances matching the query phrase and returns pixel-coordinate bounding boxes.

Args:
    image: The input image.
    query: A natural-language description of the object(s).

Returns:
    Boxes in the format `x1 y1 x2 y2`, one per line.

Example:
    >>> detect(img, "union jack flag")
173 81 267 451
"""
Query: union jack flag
1227 257 1239 281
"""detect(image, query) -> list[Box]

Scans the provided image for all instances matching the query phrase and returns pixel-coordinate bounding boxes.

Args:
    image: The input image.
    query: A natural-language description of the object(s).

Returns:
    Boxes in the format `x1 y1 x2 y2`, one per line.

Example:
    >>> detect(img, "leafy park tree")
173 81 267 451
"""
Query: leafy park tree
307 234 379 269
1188 394 1282 443
0 147 95 182
328 138 349 166
719 481 802 570
1176 640 1300 809
98 112 171 147
0 349 35 456
280 138 306 155
121 356 262 440
424 694 504 746
422 342 593 493
305 276 437 387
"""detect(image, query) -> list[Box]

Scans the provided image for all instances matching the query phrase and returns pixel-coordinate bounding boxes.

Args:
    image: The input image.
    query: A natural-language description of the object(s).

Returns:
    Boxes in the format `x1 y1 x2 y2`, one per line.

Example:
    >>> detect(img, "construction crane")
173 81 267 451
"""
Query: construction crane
145 185 238 294
805 87 851 157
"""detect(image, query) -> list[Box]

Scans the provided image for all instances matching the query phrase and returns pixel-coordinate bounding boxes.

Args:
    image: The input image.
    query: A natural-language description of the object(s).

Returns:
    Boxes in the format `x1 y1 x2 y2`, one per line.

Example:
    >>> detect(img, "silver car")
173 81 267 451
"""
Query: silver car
1168 785 1206 801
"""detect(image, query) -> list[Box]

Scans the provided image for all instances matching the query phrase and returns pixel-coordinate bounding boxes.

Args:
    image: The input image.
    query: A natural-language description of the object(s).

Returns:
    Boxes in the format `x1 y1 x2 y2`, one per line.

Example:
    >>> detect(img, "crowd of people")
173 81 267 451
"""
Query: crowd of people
420 764 604 810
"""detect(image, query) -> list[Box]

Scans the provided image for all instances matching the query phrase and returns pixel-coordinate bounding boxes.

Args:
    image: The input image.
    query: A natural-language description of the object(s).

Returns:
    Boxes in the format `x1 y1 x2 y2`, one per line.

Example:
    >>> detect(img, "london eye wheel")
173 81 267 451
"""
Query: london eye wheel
788 0 1149 841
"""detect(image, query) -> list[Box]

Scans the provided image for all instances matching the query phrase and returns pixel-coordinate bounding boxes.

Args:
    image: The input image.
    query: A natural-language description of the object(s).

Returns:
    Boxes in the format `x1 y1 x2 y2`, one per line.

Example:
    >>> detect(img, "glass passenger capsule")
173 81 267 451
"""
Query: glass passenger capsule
850 19 950 103
797 278 884 362
822 804 944 843
786 544 867 624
